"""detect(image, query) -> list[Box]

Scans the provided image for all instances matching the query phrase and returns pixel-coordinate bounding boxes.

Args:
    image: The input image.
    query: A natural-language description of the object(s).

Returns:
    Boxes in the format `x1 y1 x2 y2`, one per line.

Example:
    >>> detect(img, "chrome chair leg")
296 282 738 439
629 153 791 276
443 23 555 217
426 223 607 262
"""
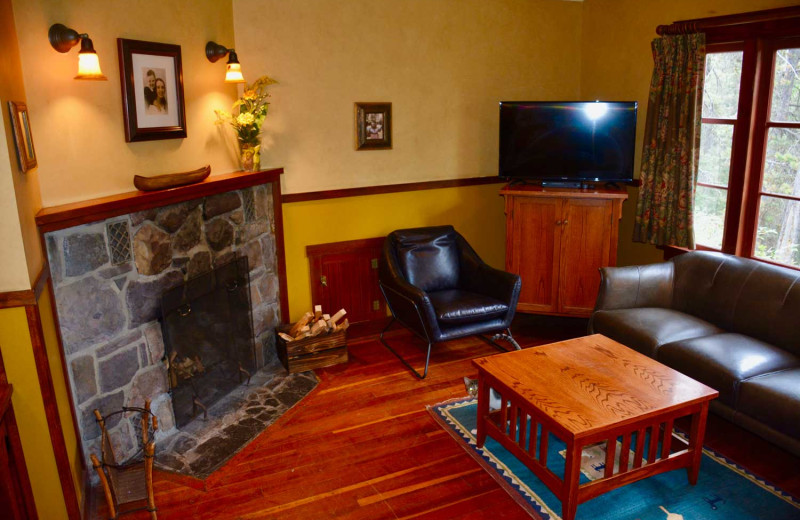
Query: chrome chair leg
379 317 432 379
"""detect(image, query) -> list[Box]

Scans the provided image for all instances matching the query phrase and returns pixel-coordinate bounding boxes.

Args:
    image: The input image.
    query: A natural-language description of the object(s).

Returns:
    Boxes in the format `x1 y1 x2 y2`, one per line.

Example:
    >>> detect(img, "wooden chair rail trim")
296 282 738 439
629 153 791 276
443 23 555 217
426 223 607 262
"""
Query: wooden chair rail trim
0 264 53 308
282 176 505 204
0 289 36 308
35 168 283 233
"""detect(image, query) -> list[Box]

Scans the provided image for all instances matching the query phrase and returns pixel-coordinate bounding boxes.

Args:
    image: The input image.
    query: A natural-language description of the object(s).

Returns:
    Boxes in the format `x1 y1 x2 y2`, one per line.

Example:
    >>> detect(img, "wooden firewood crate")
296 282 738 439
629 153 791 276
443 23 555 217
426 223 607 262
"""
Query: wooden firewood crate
275 325 348 373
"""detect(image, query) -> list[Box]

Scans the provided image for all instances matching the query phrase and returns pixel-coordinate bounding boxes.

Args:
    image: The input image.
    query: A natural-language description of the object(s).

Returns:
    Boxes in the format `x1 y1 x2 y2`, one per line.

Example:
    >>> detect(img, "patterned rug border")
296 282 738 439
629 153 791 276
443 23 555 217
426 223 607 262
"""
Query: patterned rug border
427 397 800 520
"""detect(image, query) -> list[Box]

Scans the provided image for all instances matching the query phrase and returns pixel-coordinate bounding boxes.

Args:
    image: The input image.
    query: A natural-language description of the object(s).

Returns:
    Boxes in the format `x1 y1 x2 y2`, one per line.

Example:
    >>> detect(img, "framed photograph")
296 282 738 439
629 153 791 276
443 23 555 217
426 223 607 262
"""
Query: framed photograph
118 38 187 142
355 102 392 150
7 101 37 172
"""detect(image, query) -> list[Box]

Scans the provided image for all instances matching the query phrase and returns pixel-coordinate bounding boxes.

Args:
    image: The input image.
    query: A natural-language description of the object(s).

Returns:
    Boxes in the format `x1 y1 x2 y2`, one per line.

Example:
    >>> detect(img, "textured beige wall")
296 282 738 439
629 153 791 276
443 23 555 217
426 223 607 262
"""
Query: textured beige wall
581 0 800 267
233 0 583 195
0 0 35 291
12 0 240 207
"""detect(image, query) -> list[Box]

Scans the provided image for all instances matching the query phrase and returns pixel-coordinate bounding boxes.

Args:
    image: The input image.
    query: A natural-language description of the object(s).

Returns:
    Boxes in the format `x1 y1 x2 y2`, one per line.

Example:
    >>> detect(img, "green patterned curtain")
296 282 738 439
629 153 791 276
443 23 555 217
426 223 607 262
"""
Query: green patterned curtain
634 33 706 248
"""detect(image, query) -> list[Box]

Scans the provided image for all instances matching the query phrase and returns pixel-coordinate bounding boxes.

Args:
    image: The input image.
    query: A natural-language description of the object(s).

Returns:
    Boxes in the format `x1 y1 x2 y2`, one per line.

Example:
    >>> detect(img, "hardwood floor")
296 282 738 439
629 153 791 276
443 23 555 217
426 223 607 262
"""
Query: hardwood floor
98 315 800 519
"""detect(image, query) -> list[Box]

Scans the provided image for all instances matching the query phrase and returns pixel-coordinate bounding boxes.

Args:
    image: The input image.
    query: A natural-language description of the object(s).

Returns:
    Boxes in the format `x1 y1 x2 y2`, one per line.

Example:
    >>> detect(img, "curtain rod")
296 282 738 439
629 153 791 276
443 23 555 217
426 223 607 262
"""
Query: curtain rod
656 5 800 35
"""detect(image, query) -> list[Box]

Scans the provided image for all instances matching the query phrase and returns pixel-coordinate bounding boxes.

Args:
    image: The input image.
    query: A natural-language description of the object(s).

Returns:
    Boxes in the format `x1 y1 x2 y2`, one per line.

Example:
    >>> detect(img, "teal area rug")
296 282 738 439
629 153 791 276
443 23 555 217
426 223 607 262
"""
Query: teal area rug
429 397 800 520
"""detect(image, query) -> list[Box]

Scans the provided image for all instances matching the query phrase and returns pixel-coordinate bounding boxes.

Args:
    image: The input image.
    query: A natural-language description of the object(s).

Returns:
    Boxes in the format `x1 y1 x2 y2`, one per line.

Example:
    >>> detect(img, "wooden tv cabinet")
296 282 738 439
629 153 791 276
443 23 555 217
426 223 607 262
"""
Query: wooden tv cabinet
501 184 627 317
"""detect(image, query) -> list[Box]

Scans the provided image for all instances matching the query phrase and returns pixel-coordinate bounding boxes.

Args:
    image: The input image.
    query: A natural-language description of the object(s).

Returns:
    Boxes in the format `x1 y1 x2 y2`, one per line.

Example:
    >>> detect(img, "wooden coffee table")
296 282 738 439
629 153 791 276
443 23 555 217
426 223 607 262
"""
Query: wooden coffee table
473 334 718 520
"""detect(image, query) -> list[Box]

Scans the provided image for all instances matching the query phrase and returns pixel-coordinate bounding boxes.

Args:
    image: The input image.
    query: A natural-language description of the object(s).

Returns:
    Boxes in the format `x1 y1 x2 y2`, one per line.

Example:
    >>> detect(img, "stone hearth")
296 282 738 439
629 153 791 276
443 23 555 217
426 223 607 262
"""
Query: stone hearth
41 176 313 480
157 359 316 478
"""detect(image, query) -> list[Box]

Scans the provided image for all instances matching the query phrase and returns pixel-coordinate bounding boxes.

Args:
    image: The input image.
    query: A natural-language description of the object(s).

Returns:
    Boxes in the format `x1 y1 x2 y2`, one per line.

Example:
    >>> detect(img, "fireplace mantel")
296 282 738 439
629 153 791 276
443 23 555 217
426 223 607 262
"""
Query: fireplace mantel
36 168 283 233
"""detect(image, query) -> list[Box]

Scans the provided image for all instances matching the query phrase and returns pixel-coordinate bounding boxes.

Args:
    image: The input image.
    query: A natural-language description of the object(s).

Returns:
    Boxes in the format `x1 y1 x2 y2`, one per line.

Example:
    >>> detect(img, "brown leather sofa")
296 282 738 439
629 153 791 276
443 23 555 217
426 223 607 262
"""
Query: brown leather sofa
589 251 800 456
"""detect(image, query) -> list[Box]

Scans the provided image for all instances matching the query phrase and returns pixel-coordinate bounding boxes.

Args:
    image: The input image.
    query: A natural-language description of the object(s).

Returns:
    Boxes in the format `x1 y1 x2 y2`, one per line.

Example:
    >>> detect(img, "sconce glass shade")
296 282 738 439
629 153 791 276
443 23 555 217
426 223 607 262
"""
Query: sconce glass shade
207 41 245 83
49 24 107 81
75 38 107 80
76 51 107 80
225 62 245 83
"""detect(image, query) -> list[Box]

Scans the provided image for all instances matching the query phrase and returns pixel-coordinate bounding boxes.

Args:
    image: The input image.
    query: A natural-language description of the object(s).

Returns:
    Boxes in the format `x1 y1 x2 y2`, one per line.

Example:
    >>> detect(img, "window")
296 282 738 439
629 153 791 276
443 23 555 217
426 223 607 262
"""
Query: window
695 26 800 269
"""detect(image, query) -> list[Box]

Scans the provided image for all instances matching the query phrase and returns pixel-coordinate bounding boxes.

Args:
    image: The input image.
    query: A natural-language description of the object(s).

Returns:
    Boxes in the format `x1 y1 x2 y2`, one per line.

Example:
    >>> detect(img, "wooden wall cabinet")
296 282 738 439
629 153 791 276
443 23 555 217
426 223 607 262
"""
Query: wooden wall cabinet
501 185 627 317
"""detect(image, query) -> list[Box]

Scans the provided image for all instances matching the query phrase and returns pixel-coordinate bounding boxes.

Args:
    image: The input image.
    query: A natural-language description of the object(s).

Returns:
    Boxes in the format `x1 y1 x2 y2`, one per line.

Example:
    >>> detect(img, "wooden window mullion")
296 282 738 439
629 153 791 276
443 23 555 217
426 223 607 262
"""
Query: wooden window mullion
738 38 777 258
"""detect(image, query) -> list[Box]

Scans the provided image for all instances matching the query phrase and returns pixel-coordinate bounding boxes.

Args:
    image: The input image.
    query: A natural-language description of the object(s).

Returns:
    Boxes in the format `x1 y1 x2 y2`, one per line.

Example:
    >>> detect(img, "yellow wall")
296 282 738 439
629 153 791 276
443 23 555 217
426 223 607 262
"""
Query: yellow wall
580 0 800 266
12 0 240 207
235 0 583 320
0 306 69 520
0 0 35 292
284 184 506 321
234 0 583 195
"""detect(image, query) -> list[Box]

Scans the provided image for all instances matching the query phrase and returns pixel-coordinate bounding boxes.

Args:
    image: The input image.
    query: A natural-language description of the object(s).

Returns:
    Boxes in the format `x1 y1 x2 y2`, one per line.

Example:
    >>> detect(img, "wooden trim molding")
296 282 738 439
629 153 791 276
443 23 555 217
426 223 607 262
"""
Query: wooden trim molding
271 180 290 321
0 289 36 308
25 304 82 519
33 263 50 300
36 168 284 233
0 264 50 309
281 176 506 204
657 6 800 34
657 6 800 42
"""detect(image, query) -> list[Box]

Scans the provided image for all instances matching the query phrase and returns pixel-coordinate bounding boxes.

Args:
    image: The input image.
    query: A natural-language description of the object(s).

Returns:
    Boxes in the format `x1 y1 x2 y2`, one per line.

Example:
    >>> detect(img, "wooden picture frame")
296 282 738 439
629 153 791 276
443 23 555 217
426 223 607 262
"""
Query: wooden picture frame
355 102 392 150
7 101 37 172
117 38 187 142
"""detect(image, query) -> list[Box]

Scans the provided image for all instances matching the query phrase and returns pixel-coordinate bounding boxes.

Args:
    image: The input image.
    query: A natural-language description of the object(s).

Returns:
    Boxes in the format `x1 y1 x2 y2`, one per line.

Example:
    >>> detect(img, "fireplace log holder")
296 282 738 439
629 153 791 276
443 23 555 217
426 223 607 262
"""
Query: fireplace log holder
91 399 158 520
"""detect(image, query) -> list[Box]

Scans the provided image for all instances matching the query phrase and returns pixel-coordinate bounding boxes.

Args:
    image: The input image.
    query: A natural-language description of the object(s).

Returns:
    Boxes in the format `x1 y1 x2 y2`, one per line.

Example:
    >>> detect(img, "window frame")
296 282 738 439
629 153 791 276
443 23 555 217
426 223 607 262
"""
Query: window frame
694 22 800 270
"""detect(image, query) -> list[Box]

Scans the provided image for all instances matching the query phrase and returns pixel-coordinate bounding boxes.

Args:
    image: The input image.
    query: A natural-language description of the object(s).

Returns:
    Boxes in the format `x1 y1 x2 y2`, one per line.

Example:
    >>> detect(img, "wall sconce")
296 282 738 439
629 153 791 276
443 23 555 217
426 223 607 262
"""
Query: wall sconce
48 23 107 80
205 41 245 84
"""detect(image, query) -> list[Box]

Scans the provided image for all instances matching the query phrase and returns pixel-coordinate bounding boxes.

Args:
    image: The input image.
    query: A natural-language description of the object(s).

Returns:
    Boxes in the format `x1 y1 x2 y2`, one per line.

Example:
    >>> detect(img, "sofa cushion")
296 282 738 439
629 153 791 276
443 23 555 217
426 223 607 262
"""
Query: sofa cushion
672 252 800 356
657 334 800 407
428 289 508 325
590 308 722 358
738 368 800 439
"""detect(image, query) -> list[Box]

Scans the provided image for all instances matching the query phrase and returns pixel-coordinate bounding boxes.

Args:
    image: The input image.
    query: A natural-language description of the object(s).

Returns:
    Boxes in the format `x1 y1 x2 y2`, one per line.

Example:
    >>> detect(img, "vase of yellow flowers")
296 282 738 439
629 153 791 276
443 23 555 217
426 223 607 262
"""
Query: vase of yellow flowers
215 75 278 172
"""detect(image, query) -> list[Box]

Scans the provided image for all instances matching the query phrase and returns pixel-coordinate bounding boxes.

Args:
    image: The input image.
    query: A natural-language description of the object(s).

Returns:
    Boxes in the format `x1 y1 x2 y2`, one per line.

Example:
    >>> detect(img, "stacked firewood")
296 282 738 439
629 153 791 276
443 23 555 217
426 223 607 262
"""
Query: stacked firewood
278 305 349 342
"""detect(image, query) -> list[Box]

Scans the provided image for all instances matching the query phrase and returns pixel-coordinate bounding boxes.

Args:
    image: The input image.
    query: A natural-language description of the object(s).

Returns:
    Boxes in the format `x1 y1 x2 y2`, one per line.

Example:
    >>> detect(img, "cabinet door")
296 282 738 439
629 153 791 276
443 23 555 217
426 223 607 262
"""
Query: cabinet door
558 198 613 315
507 196 562 313
307 238 385 324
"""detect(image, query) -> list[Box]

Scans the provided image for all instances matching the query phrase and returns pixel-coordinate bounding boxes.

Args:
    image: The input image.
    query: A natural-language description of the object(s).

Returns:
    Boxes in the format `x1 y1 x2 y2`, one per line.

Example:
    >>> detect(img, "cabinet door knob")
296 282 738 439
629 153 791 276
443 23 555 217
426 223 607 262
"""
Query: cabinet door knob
556 220 562 225
563 220 569 225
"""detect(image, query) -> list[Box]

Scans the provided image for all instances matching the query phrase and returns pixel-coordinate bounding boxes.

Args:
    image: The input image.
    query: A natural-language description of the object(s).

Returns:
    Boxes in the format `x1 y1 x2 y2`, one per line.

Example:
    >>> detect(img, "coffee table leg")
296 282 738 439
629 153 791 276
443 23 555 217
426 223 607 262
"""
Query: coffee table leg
687 402 710 485
561 441 581 520
476 374 489 448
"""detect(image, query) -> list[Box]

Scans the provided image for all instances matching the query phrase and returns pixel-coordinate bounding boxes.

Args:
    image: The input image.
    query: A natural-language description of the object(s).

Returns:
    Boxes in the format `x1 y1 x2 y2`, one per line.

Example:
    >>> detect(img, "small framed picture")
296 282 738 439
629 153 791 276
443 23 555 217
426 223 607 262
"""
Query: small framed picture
117 38 187 142
7 101 37 172
355 102 392 150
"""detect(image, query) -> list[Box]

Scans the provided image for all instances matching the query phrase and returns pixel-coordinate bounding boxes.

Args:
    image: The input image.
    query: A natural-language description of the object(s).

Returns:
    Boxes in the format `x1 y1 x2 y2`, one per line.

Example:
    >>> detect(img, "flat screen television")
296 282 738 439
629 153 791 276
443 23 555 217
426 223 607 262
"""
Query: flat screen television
499 101 637 185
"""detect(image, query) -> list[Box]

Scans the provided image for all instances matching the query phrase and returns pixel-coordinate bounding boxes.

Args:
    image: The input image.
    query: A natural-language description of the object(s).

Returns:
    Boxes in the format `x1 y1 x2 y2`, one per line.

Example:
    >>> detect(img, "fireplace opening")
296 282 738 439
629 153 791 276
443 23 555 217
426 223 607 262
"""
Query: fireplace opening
160 256 258 429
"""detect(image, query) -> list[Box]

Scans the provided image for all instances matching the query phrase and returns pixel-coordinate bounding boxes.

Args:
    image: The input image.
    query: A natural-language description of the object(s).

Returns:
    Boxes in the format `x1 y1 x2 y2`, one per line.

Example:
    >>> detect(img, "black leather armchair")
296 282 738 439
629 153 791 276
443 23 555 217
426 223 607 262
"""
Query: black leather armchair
379 226 521 378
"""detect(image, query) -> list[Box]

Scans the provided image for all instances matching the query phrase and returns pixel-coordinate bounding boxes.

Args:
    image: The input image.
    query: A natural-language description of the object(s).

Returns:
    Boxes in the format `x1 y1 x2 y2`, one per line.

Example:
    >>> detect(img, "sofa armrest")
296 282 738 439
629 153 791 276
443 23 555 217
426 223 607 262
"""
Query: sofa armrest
594 262 675 312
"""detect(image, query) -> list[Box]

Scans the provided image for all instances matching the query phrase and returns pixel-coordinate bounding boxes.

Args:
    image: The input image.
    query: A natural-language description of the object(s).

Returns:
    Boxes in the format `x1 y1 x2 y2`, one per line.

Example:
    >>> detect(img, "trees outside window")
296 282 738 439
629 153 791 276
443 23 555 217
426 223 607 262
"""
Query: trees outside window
695 28 800 269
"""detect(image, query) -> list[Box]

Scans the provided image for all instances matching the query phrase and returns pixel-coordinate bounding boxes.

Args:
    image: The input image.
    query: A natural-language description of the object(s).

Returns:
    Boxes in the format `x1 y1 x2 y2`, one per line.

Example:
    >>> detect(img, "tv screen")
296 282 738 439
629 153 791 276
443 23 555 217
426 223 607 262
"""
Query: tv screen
499 101 637 184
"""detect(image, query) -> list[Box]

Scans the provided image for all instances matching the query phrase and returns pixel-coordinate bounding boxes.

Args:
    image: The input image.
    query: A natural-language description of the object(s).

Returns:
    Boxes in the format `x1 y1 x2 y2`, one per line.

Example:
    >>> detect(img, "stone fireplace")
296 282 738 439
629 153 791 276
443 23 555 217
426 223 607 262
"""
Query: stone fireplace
37 170 317 479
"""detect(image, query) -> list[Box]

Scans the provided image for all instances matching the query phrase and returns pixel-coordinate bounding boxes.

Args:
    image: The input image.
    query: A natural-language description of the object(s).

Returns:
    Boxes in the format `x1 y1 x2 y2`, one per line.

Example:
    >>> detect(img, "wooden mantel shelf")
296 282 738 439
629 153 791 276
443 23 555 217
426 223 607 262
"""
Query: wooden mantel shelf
35 168 283 233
